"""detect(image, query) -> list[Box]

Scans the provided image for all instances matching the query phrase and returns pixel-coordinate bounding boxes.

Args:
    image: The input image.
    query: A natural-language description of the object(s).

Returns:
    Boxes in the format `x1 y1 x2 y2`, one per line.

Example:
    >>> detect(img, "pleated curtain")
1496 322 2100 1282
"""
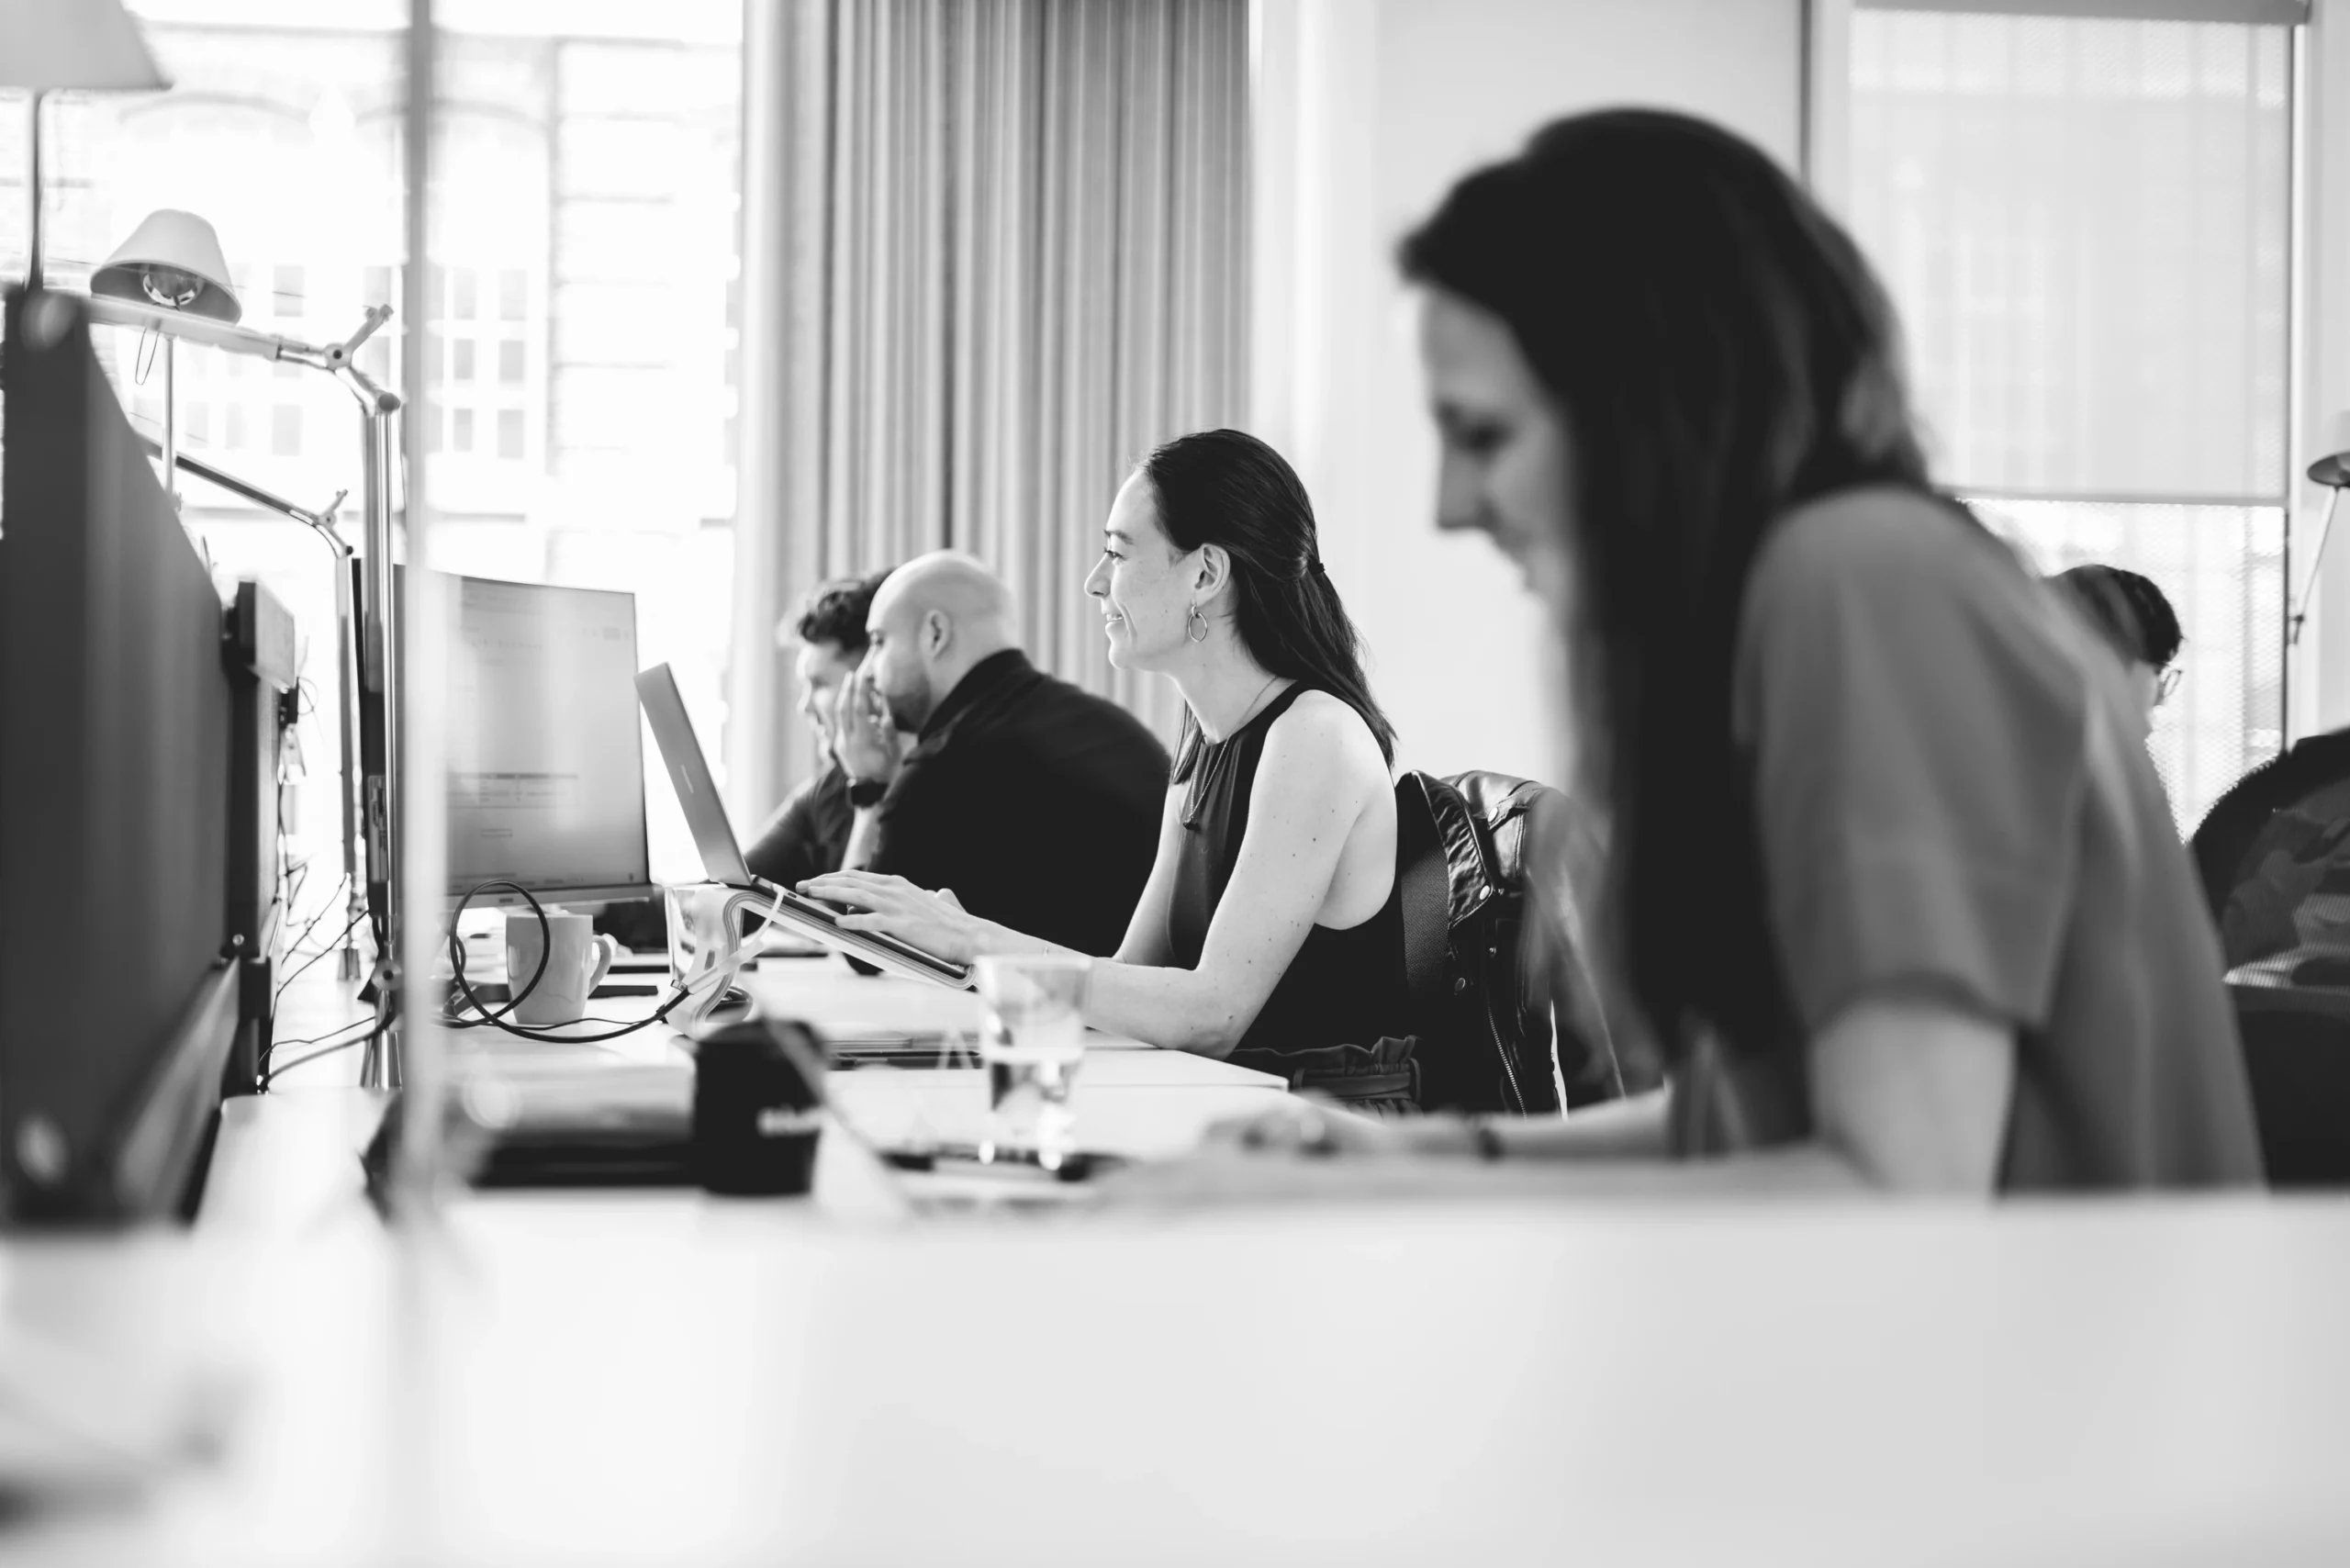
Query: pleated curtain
728 0 1249 813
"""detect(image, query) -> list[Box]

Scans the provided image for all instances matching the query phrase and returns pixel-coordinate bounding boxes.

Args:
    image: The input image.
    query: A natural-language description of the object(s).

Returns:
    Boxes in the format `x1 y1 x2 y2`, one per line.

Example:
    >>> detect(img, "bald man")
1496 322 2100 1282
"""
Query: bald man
828 552 1169 956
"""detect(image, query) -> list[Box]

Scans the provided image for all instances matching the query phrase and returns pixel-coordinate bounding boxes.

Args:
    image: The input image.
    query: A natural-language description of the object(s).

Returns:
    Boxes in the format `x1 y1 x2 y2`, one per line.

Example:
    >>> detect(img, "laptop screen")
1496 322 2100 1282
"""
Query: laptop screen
636 662 754 887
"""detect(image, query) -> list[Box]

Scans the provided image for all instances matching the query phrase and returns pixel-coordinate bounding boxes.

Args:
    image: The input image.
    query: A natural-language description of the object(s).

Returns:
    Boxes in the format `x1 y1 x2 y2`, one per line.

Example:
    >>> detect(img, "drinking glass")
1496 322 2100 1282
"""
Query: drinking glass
972 954 1092 1170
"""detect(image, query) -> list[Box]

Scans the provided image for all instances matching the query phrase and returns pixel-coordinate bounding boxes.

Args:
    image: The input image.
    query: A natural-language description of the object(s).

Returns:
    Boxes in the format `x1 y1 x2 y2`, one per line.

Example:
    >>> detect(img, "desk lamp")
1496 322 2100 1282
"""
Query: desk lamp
2291 413 2350 649
91 209 241 510
82 276 406 1090
136 435 369 991
0 0 169 291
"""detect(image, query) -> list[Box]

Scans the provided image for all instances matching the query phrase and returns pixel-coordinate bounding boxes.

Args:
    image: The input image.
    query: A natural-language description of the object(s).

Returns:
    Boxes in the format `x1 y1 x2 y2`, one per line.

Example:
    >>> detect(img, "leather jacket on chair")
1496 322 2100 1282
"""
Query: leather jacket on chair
1395 770 1651 1114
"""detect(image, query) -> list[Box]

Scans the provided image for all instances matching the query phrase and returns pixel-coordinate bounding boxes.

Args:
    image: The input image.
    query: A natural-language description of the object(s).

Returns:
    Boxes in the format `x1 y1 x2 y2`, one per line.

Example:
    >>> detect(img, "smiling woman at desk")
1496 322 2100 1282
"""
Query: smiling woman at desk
804 431 1413 1106
1144 113 2262 1199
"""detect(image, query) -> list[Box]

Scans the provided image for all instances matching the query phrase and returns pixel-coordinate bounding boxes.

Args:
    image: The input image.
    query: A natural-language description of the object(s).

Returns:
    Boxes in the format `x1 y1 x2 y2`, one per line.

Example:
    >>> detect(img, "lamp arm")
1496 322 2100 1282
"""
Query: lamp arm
85 292 302 359
2288 486 2345 648
132 433 351 545
83 294 405 414
330 362 401 415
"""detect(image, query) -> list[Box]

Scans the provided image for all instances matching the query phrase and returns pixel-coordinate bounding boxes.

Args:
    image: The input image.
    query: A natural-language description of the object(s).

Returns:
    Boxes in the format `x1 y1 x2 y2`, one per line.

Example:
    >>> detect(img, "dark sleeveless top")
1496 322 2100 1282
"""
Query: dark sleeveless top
1165 684 1408 1077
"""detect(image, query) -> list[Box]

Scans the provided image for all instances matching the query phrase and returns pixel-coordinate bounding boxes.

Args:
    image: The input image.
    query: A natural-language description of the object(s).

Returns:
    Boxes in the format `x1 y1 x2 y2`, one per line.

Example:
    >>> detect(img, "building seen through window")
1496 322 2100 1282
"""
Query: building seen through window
0 0 743 894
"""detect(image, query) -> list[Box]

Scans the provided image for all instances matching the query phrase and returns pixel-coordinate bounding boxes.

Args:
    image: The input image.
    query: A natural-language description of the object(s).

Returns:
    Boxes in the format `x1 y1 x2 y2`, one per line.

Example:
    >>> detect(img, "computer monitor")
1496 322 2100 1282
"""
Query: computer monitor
440 570 657 908
0 290 243 1222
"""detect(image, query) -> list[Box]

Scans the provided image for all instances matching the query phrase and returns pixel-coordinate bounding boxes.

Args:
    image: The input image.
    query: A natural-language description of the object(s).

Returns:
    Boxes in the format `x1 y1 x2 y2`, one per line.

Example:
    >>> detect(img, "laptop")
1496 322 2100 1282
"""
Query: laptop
635 663 973 990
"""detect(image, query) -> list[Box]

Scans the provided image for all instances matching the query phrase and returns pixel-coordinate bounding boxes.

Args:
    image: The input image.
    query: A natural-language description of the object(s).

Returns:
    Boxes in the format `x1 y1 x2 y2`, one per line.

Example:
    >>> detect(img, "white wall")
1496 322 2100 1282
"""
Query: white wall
1251 0 1807 784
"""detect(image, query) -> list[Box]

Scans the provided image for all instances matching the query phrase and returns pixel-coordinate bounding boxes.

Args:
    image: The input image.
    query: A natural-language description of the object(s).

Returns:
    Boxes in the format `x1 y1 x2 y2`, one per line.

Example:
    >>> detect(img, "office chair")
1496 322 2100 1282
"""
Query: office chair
2234 1007 2350 1188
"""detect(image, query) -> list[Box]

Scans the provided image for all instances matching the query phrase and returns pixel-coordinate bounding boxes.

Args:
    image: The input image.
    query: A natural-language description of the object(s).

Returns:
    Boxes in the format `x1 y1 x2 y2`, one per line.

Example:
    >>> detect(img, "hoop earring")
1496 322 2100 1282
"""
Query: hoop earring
1187 604 1209 644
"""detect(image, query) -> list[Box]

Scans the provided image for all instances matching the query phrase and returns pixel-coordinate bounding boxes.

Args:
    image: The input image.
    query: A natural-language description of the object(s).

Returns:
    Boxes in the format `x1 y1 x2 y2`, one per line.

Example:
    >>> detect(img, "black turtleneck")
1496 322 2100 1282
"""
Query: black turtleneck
865 650 1169 956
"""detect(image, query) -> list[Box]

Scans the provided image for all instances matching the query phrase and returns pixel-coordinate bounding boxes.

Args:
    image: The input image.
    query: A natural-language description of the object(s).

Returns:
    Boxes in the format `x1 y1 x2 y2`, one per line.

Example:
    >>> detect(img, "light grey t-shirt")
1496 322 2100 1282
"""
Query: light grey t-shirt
1673 487 2262 1190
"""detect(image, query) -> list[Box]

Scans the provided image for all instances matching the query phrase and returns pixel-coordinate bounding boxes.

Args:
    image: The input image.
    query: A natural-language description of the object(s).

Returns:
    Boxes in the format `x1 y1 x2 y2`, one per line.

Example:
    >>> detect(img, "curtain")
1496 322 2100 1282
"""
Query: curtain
726 0 1249 816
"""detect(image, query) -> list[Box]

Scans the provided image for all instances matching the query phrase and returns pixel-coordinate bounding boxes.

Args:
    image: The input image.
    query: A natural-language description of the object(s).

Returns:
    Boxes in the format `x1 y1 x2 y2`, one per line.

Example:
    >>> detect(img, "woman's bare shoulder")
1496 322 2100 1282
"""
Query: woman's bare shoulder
1260 689 1390 793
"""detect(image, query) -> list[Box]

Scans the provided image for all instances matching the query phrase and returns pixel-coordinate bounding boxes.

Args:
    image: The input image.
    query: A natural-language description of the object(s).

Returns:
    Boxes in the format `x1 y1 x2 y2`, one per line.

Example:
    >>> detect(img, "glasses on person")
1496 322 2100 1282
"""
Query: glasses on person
2154 666 2183 707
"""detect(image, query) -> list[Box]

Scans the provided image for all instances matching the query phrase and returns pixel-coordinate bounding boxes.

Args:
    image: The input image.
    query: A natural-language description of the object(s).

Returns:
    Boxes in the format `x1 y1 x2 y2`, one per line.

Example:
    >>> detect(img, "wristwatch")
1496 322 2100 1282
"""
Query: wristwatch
1468 1117 1505 1161
845 777 889 810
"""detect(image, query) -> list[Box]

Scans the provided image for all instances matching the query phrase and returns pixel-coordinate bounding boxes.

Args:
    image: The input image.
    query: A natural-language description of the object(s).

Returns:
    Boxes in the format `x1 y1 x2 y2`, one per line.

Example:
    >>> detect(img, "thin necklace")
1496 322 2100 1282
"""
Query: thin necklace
1181 673 1288 829
1227 672 1285 734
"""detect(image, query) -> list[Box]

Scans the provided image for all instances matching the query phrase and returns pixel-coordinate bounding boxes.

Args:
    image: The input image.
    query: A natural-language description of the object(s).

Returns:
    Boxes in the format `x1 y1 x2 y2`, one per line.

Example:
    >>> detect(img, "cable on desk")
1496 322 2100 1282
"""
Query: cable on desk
257 1014 381 1089
439 879 691 1044
274 905 367 1009
277 870 351 961
266 1027 379 1080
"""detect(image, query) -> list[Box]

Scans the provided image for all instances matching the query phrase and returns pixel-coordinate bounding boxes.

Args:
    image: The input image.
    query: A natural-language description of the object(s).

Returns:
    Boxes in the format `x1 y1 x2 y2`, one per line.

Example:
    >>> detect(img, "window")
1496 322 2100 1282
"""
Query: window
1848 6 2293 831
425 6 744 882
0 0 744 901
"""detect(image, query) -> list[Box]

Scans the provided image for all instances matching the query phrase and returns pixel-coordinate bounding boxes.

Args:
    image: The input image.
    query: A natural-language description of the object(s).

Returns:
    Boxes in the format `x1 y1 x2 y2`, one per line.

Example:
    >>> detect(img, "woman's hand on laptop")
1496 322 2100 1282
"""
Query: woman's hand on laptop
798 872 989 962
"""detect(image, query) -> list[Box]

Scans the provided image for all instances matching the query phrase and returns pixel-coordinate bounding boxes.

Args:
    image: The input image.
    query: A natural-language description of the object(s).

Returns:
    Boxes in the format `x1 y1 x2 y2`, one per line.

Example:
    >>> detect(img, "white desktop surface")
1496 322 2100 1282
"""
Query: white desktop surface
742 957 1160 1050
14 952 2350 1562
215 950 1290 1237
6 1200 2350 1564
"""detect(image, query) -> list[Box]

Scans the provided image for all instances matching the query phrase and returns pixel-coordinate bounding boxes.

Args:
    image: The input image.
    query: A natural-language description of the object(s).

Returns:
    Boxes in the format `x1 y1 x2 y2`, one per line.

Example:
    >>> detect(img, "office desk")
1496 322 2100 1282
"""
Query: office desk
209 951 1289 1234
18 957 2350 1562
11 1198 2350 1564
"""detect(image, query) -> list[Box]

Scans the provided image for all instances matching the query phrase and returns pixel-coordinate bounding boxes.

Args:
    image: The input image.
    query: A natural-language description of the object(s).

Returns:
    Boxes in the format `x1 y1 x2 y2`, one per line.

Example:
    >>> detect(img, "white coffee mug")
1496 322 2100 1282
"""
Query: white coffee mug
504 910 621 1027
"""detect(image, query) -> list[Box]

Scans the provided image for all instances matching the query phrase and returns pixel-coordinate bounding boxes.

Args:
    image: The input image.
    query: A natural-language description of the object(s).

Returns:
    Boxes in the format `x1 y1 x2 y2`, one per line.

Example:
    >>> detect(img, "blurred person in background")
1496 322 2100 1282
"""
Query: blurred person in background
816 552 1171 957
1165 109 2259 1196
2052 564 2182 742
743 572 889 888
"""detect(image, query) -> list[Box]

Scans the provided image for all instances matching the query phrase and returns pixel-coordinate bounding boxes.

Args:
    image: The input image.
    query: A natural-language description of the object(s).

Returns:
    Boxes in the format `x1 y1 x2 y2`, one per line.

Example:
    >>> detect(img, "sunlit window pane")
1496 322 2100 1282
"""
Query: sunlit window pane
1852 7 2293 840
1974 498 2284 833
1850 11 2289 501
424 8 744 880
4 1 746 893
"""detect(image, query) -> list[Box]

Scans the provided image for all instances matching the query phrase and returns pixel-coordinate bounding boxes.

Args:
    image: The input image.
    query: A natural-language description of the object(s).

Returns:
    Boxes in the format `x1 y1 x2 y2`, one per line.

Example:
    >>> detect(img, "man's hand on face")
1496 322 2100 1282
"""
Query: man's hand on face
833 665 904 785
809 678 844 765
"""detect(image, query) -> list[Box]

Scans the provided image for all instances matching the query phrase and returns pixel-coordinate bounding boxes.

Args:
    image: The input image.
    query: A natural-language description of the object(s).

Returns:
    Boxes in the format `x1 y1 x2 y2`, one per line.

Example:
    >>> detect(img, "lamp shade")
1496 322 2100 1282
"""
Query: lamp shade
2311 411 2350 490
0 0 168 92
92 210 241 324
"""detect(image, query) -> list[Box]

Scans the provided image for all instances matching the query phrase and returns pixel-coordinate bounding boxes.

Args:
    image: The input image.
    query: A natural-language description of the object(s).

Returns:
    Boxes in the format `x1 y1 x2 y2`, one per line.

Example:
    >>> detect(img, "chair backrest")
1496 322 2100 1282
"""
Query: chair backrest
2233 1004 2350 1187
1395 770 1641 1114
2190 729 2350 924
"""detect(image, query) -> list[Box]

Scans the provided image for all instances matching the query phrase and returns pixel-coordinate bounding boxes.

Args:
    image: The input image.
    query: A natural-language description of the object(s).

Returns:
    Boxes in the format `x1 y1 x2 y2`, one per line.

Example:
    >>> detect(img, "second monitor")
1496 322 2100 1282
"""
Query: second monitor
441 572 655 908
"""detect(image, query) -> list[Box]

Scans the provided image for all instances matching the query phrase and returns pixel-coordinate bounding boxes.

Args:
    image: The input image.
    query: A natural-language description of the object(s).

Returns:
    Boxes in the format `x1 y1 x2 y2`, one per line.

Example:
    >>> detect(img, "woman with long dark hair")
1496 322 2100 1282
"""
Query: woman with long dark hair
804 430 1411 1084
1198 110 2259 1193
